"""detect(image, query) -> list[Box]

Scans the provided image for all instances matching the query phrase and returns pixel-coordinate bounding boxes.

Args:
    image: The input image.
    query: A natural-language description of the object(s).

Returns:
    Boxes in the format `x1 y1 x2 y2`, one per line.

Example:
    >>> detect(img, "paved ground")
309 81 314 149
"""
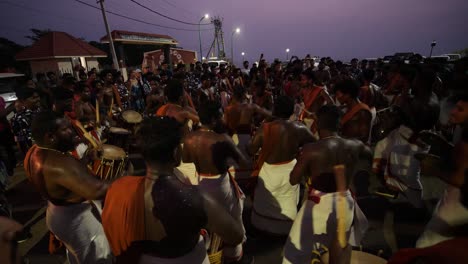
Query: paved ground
5 162 446 263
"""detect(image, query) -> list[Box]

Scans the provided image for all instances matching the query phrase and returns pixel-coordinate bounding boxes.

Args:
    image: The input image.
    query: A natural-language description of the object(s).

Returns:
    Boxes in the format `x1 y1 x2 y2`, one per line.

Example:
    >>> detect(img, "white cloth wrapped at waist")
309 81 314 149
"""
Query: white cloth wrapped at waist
282 189 368 264
252 159 299 235
197 172 246 259
46 201 112 264
416 186 468 248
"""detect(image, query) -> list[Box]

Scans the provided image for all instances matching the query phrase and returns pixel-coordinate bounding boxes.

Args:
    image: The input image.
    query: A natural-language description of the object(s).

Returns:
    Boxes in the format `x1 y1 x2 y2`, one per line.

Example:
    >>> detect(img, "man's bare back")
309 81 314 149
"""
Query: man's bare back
250 119 315 164
290 137 372 192
225 102 271 134
183 130 246 175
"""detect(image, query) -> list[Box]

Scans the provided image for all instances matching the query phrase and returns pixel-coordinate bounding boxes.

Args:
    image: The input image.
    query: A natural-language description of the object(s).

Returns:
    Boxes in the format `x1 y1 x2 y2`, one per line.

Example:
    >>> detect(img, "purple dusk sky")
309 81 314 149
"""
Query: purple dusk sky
1 0 467 62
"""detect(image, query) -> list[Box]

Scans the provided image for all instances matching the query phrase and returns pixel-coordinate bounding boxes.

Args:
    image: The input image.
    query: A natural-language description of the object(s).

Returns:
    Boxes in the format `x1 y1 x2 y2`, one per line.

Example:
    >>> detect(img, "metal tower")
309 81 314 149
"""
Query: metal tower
206 17 226 59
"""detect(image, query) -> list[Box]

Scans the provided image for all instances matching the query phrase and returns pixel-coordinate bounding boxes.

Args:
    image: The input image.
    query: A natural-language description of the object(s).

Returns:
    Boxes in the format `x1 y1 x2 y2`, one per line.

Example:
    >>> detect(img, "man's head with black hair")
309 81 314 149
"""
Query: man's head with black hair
79 71 87 81
335 79 360 105
233 85 246 101
36 72 46 82
362 69 375 83
75 82 91 102
32 110 76 152
137 117 183 166
273 96 294 118
46 72 56 82
101 69 114 84
300 69 314 86
198 100 223 127
166 79 184 103
61 76 76 91
53 88 74 114
449 93 468 125
317 105 342 133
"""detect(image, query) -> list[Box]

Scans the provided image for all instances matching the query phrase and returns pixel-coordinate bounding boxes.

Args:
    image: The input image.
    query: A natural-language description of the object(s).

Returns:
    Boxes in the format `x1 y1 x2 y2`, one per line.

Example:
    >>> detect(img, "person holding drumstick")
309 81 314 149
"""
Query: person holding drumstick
24 111 112 264
283 105 371 264
416 94 468 248
101 117 244 264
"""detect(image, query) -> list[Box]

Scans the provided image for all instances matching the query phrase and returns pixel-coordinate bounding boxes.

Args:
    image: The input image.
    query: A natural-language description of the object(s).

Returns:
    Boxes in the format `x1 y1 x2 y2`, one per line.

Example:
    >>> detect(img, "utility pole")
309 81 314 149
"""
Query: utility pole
98 0 119 70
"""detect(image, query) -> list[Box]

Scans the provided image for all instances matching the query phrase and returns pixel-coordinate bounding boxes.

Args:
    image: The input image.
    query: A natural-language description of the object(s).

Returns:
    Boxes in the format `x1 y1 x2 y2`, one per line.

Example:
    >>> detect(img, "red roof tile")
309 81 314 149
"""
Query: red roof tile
16 31 107 60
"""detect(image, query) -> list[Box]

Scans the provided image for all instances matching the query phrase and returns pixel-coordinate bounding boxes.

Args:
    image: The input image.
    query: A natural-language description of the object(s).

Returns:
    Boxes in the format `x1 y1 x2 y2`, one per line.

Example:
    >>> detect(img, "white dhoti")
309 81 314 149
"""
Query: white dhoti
139 236 209 264
230 133 253 179
46 201 112 264
416 186 468 248
282 190 368 264
251 160 299 235
198 172 246 260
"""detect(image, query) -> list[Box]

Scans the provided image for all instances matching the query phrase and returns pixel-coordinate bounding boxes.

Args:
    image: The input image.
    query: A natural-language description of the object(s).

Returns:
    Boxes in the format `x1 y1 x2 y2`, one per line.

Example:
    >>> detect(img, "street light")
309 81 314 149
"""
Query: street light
286 48 290 60
199 14 209 62
429 40 437 58
241 52 245 62
231 27 241 65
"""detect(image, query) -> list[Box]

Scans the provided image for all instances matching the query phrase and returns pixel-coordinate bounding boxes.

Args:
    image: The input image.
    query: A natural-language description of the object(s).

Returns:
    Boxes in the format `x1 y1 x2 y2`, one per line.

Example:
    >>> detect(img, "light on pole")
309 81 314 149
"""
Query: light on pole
241 52 245 62
286 48 290 61
231 27 240 65
429 40 437 58
199 14 209 62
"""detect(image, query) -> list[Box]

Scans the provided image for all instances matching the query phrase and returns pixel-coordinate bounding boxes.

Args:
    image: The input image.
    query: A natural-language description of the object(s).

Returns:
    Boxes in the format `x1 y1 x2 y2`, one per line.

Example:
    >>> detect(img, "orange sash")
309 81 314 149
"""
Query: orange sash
340 103 371 126
299 87 322 121
155 104 170 116
101 176 146 256
252 122 272 177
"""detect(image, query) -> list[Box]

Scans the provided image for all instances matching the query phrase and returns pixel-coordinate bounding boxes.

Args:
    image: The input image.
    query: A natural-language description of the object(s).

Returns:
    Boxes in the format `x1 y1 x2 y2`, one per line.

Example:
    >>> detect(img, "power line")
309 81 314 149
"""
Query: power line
155 0 200 19
72 0 213 32
129 0 211 26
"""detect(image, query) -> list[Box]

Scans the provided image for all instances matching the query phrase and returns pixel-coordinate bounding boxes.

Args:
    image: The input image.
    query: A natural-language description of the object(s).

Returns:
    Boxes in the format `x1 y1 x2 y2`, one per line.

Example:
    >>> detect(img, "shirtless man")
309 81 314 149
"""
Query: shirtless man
283 105 371 264
156 79 200 182
224 86 271 179
249 96 315 235
299 70 334 135
74 84 96 124
156 79 199 131
100 70 122 115
335 79 373 143
416 94 468 248
24 111 111 263
145 78 165 115
182 101 251 263
102 117 244 263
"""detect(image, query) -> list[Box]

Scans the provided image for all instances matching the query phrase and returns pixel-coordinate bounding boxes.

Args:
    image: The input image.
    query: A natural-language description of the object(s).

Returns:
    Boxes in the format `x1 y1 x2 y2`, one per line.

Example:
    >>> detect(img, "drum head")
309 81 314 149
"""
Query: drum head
321 250 386 264
109 127 131 134
122 110 143 124
101 144 126 159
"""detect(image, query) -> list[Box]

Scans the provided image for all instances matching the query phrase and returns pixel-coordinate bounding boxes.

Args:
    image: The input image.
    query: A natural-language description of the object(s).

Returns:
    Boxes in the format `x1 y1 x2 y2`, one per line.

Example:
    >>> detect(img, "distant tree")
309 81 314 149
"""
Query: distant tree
25 28 51 43
454 48 468 57
0 37 29 73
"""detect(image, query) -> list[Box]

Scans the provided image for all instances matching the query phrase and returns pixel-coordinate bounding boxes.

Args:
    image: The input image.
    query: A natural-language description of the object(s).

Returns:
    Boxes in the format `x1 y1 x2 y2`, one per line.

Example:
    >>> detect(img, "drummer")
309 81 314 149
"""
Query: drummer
416 94 468 248
53 88 101 160
24 111 112 263
283 105 371 264
155 79 200 134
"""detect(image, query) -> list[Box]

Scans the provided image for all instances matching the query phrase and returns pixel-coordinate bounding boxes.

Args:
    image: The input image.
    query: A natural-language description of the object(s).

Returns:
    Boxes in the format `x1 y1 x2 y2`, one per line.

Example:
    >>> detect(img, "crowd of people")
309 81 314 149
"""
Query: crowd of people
1 53 468 264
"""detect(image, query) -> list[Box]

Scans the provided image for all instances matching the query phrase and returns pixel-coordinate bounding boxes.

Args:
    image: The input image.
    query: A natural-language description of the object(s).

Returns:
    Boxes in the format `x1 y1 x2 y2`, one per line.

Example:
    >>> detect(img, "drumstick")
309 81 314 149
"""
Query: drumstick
333 164 347 249
74 119 99 149
96 99 100 126
108 98 114 118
